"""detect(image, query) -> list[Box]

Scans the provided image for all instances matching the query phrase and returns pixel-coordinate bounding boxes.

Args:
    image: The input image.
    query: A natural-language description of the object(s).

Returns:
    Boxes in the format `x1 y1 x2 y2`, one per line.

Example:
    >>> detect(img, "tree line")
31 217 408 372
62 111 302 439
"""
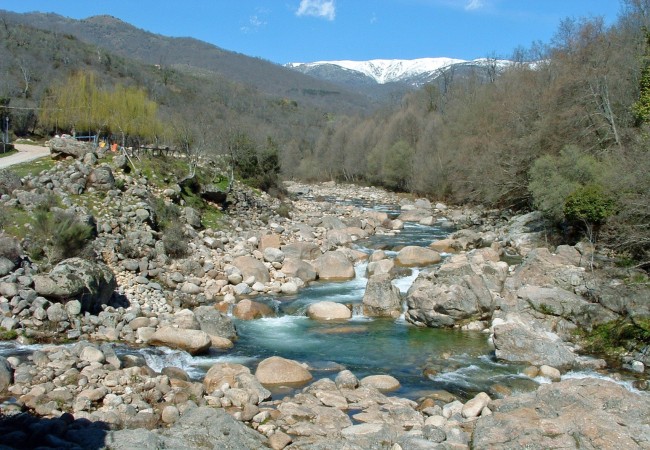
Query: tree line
287 1 649 265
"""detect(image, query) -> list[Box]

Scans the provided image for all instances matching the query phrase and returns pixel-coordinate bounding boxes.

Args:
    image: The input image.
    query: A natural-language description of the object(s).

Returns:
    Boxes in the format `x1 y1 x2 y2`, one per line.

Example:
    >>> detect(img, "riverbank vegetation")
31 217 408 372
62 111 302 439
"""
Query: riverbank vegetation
290 2 650 266
0 1 648 266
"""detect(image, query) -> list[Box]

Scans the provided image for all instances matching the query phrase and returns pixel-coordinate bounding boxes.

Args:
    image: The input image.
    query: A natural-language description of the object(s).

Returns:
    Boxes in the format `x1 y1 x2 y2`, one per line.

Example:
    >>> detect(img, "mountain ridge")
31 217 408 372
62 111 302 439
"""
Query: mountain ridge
287 57 514 87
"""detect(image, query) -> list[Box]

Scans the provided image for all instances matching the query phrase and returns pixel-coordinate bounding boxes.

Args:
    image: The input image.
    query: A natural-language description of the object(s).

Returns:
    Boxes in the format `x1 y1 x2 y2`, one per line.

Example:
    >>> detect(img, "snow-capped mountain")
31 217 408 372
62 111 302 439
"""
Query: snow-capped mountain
286 57 513 88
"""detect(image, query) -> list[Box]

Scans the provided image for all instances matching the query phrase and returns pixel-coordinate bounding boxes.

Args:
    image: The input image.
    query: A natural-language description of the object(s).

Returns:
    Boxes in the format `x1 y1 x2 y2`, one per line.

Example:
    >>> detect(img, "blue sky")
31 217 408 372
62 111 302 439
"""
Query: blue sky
1 0 623 64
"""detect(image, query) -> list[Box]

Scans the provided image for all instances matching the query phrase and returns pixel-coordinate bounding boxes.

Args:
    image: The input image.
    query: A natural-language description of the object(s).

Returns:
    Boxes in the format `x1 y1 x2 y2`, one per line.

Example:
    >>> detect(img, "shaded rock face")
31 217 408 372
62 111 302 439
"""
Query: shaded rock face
362 273 402 318
473 378 650 449
0 169 21 196
33 257 116 313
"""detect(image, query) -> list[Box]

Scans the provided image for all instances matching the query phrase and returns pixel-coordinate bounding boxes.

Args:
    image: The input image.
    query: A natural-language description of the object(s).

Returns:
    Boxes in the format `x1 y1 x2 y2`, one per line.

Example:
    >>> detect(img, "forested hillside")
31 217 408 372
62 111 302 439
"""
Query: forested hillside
0 10 374 114
0 13 338 178
291 3 649 264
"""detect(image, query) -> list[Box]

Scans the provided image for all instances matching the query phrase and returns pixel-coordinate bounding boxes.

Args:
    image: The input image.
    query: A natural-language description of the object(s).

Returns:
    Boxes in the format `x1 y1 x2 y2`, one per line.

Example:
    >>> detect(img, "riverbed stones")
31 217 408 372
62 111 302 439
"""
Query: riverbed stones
108 407 268 450
307 301 352 321
148 327 211 355
255 356 312 386
313 251 355 281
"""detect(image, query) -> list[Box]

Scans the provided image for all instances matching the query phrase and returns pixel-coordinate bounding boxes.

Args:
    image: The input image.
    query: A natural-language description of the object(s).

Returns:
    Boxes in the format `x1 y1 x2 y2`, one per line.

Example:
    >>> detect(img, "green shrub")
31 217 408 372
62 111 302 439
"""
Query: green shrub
528 145 602 221
162 223 189 258
276 202 292 219
564 184 616 226
149 196 181 230
30 207 94 264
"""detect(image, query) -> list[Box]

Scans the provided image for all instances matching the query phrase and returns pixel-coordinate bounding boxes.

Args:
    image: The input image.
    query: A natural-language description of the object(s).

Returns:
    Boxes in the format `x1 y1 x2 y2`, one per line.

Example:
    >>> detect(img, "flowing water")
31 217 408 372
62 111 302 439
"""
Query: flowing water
130 220 535 400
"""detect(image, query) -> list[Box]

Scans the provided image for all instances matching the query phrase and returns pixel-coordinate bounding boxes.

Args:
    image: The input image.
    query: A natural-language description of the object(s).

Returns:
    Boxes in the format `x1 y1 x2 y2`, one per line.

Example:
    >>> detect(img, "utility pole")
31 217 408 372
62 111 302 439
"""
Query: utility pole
2 116 7 154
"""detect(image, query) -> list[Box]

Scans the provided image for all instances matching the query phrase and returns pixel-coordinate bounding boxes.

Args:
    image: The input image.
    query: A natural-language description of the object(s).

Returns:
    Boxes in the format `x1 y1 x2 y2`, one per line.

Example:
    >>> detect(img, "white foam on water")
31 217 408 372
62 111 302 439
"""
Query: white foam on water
561 371 646 394
393 268 420 293
428 364 482 388
139 346 203 378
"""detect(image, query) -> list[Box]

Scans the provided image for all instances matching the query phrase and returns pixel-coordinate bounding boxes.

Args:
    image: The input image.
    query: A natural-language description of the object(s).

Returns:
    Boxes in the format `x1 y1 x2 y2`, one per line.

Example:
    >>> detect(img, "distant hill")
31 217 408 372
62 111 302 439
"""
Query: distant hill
0 10 374 114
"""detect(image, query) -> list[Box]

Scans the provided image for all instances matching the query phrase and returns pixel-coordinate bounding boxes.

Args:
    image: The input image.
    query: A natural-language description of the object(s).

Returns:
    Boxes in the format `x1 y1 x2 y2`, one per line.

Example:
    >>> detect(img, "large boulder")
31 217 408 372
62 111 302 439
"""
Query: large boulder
233 256 270 283
359 374 401 392
395 246 441 267
492 319 577 369
0 356 13 392
0 169 21 196
307 301 352 321
193 305 237 340
280 257 317 282
362 273 402 318
255 356 313 386
405 273 493 328
33 257 116 312
515 285 617 331
233 299 275 320
281 242 321 261
48 137 95 159
107 406 268 450
149 327 212 355
473 378 650 449
87 166 115 191
505 247 588 294
203 362 251 393
313 251 355 281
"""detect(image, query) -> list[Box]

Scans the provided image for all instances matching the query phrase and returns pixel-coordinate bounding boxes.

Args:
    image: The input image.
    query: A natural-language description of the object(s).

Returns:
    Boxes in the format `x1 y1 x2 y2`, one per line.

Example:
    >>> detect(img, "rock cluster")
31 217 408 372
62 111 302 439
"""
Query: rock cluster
1 153 649 449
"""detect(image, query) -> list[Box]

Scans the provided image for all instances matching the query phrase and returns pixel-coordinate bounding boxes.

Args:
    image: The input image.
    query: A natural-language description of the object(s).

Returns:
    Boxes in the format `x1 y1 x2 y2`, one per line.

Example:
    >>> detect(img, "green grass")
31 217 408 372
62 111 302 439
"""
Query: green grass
575 317 650 358
0 327 18 341
9 157 57 178
0 205 33 240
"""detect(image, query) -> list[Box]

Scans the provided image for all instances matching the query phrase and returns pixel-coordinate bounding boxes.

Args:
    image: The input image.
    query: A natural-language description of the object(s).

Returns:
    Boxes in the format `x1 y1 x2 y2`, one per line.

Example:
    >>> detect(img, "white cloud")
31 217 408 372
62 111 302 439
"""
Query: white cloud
464 0 485 11
240 8 269 34
296 0 336 21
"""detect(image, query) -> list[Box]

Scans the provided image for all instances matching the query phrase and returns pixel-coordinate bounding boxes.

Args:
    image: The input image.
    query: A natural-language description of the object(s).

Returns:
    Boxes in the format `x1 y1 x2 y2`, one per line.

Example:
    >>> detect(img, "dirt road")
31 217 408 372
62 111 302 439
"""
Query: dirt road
0 143 50 169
